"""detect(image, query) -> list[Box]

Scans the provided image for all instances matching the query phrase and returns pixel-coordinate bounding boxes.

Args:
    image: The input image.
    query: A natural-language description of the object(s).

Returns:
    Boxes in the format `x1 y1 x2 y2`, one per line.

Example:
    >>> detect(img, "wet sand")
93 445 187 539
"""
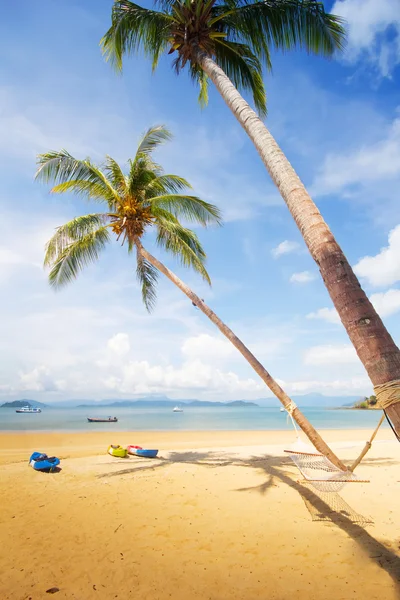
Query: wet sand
0 429 399 599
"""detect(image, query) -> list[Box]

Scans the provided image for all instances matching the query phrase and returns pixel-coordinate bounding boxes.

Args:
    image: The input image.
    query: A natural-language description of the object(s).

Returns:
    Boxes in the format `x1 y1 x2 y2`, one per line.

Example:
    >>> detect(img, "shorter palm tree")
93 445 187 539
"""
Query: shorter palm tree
36 125 346 470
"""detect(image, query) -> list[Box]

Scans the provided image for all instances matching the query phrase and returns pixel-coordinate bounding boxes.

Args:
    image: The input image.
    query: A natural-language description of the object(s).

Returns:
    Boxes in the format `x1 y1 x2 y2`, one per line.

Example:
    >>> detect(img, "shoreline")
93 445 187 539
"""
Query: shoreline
0 428 392 465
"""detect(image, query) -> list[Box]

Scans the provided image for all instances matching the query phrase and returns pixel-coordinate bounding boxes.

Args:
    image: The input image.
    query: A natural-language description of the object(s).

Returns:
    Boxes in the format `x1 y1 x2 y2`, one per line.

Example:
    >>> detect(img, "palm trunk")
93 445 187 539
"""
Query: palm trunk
196 50 400 435
134 237 347 471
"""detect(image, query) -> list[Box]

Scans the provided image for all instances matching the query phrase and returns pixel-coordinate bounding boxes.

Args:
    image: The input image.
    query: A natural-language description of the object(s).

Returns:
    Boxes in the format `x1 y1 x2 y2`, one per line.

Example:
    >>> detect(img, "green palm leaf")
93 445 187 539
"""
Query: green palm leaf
36 150 120 207
101 1 173 70
144 173 191 196
44 214 110 267
214 39 266 116
46 224 111 288
136 249 159 311
136 125 173 156
150 194 222 226
156 218 211 284
104 156 129 194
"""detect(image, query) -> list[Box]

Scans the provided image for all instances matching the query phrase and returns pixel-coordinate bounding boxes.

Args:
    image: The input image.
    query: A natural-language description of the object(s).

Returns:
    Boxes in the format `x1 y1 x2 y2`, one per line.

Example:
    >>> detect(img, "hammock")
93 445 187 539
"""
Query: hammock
284 439 367 492
284 413 385 492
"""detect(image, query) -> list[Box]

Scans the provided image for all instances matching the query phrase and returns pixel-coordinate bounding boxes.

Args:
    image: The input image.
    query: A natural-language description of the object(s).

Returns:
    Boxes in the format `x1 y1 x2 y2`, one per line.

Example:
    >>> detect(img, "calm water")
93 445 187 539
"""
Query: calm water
0 406 388 433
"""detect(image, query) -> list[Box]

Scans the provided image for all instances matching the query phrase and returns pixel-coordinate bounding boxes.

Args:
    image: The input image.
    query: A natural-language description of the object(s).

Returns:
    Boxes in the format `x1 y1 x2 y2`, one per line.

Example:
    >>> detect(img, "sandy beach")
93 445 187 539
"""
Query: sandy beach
0 428 399 599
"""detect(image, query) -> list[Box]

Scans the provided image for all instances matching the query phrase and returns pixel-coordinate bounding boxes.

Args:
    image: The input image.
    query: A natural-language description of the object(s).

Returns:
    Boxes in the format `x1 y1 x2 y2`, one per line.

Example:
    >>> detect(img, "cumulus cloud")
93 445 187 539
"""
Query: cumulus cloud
307 287 400 327
370 288 400 317
282 376 371 396
181 333 233 362
107 333 131 356
307 307 341 324
271 240 300 258
332 0 400 77
303 344 358 366
290 271 315 284
19 366 61 392
354 225 400 287
103 358 265 396
313 116 400 197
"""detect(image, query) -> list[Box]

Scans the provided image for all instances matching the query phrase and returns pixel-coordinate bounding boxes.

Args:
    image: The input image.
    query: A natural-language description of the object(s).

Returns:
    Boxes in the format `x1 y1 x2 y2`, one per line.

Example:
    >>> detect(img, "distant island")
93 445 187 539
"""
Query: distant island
0 400 48 409
76 399 258 408
349 395 380 410
0 393 375 409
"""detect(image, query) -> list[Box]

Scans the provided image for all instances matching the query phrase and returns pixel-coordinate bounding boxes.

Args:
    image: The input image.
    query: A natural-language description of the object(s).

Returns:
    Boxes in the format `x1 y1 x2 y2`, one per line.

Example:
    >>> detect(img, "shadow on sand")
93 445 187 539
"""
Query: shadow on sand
97 449 400 588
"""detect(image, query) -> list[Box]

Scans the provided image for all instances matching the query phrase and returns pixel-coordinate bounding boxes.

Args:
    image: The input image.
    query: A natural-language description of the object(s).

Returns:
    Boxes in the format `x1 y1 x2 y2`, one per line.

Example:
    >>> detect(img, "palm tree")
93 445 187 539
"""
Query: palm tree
101 1 400 435
36 125 346 469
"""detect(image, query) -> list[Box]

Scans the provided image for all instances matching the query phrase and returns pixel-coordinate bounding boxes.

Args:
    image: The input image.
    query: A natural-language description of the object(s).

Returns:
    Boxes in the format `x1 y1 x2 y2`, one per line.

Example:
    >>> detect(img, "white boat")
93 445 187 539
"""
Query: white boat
280 407 286 413
15 406 41 413
173 406 183 413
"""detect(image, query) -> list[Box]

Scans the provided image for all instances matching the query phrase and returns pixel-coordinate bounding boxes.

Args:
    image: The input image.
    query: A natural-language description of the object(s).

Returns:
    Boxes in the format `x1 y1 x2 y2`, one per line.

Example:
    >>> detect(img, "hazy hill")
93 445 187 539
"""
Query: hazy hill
4 393 365 409
253 394 362 408
0 399 48 409
77 399 258 408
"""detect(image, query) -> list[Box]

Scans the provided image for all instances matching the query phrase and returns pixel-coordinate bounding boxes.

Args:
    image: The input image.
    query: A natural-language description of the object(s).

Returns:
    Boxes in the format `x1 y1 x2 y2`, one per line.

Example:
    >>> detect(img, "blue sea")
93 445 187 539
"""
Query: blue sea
0 406 388 433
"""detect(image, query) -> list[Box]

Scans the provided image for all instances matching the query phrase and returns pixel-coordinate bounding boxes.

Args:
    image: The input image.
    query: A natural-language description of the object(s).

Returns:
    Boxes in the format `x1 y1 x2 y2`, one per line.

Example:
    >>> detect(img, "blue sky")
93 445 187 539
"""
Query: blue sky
1 0 400 402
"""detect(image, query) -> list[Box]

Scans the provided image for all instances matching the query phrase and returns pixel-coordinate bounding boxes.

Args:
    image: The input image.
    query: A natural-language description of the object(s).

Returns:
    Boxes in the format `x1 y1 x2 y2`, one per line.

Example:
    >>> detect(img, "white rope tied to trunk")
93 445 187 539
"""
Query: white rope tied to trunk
285 400 297 415
374 379 400 409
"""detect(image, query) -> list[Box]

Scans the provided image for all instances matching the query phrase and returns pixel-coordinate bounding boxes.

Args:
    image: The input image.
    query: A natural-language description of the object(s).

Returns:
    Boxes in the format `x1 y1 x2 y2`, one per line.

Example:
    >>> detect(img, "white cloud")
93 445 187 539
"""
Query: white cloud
181 333 233 362
313 116 400 197
19 366 61 392
307 287 400 327
303 344 358 366
107 333 131 356
307 307 341 324
354 225 400 286
271 240 300 258
281 376 371 396
332 0 400 77
290 271 315 284
370 288 400 318
103 358 264 397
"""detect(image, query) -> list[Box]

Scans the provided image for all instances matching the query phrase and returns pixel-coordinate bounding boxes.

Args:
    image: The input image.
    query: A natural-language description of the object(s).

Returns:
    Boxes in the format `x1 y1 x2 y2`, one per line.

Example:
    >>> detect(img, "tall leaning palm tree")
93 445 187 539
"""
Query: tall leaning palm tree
101 1 400 435
36 125 347 469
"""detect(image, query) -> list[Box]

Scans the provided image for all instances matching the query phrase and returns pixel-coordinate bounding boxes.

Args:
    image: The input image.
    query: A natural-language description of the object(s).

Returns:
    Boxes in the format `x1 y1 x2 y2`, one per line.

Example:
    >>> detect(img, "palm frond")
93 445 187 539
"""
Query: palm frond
104 156 129 194
44 214 110 268
189 64 210 108
214 40 266 116
45 222 110 289
156 219 211 284
101 0 172 70
220 0 346 63
145 174 191 197
49 180 115 202
136 249 159 311
35 150 119 207
136 125 173 156
150 194 222 226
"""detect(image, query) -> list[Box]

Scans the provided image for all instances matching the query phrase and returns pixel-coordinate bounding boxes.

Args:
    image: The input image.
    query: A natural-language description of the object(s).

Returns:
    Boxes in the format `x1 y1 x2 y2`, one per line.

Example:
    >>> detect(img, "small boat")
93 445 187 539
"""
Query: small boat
127 445 158 459
29 452 60 472
16 406 41 413
87 416 118 422
173 406 183 412
280 407 286 412
107 445 127 458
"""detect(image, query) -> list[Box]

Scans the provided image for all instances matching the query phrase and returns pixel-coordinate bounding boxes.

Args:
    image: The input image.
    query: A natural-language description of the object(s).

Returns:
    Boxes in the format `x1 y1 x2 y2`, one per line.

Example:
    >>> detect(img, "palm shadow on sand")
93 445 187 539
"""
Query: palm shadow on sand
98 449 400 588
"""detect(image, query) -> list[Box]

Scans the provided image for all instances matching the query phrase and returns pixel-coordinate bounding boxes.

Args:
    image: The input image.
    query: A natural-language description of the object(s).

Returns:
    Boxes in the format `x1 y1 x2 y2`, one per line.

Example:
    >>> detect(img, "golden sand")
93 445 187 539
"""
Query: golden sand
0 429 399 599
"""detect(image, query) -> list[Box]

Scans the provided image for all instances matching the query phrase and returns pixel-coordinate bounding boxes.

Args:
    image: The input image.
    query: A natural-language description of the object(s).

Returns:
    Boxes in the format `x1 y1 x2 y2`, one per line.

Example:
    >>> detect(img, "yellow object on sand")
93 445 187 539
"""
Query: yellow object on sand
107 445 127 458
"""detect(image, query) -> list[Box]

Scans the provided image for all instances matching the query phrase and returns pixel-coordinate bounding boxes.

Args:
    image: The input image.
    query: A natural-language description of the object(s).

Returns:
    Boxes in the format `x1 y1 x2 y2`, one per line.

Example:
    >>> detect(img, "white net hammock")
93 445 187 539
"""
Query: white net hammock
284 438 368 492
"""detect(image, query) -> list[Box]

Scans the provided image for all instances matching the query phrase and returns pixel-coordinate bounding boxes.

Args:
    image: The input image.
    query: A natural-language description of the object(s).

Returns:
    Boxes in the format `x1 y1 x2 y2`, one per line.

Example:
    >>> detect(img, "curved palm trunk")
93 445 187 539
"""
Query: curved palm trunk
196 51 400 435
135 237 347 471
